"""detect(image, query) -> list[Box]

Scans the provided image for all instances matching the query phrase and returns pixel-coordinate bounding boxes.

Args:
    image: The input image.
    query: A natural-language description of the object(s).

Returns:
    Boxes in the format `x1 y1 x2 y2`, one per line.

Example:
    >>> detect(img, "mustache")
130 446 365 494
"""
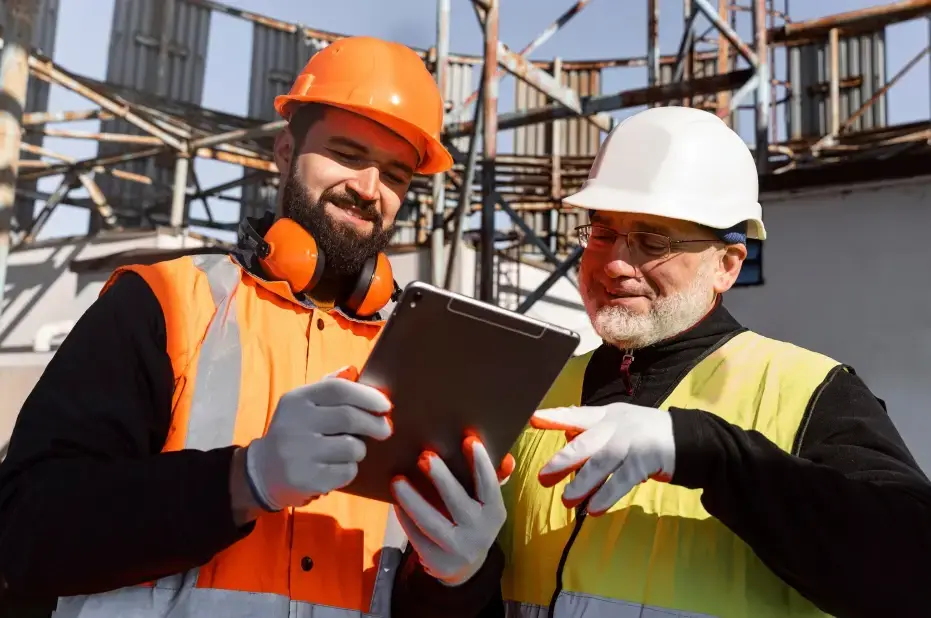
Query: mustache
322 189 380 222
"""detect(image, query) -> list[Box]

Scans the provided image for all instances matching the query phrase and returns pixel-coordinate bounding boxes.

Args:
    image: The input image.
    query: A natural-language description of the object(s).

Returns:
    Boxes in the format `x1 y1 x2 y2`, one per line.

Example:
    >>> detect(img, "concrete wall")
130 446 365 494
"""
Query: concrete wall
0 230 207 452
725 176 931 471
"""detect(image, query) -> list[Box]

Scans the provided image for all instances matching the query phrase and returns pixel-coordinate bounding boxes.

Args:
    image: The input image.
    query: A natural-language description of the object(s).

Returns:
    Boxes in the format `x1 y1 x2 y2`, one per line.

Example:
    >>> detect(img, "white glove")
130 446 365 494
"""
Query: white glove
531 402 676 516
391 437 510 586
245 367 393 511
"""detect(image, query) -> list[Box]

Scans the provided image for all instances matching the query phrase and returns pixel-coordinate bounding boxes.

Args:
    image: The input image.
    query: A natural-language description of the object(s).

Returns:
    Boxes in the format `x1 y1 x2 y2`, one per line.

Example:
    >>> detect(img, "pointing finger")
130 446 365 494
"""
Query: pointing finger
538 422 612 488
531 406 606 433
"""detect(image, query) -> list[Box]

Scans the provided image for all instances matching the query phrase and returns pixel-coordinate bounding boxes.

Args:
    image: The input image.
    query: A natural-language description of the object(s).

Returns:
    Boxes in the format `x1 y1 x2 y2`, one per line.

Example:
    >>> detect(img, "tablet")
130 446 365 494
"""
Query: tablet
342 281 580 505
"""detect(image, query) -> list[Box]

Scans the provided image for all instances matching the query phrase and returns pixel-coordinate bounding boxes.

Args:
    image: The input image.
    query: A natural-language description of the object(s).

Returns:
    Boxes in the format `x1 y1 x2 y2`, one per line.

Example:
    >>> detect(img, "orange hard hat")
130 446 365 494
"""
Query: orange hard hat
274 36 453 175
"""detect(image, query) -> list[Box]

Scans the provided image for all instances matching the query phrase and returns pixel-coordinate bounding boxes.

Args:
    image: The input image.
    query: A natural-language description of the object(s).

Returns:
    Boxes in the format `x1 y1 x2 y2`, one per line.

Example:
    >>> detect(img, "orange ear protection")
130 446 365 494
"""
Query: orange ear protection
255 217 397 318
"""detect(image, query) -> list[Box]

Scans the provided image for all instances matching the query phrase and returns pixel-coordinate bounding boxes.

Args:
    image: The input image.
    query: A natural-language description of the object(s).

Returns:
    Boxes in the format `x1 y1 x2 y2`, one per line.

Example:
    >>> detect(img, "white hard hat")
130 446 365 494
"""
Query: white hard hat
563 106 766 241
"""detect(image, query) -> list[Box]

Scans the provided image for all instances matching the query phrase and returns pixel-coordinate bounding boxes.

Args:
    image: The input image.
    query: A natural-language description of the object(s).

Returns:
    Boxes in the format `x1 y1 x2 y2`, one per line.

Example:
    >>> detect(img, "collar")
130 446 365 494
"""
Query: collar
232 214 386 324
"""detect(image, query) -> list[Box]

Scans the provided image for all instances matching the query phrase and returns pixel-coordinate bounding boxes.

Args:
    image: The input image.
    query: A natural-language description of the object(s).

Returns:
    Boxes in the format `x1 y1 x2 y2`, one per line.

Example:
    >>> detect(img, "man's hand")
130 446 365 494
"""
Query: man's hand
241 367 393 513
391 437 511 587
531 402 675 516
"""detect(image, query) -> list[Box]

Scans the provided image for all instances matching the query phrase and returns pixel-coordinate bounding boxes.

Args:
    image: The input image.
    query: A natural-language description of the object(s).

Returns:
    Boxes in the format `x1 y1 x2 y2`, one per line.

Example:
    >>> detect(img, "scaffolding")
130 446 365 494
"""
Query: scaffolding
0 0 930 313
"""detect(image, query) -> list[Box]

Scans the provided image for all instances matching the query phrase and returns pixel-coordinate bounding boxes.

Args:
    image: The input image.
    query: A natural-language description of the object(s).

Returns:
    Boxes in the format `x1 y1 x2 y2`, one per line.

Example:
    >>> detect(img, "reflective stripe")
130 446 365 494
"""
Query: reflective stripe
505 592 718 618
53 255 402 618
368 508 408 616
185 254 243 452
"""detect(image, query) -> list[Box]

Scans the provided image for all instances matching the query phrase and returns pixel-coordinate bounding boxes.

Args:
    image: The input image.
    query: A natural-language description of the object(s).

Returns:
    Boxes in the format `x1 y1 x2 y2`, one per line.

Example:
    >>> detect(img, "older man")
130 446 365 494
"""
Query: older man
409 105 931 618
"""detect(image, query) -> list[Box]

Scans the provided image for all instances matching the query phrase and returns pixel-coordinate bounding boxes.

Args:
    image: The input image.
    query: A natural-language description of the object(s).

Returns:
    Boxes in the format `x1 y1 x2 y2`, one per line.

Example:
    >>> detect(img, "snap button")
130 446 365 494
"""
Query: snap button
301 556 314 572
317 318 325 330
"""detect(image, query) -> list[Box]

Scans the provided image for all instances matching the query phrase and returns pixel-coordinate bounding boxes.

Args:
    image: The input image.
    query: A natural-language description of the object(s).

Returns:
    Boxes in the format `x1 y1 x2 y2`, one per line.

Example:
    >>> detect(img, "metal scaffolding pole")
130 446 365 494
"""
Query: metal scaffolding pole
479 0 498 302
753 0 770 172
431 0 450 286
647 0 659 88
0 0 37 320
444 83 484 292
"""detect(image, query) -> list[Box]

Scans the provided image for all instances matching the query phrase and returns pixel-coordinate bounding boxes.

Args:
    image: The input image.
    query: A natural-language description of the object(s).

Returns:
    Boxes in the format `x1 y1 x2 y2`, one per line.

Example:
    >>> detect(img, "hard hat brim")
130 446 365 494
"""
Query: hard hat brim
563 184 767 241
275 95 454 176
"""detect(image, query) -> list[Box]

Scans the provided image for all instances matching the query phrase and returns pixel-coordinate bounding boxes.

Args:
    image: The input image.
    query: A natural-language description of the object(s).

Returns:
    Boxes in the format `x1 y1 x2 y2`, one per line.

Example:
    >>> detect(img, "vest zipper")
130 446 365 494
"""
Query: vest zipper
546 501 589 618
620 349 635 395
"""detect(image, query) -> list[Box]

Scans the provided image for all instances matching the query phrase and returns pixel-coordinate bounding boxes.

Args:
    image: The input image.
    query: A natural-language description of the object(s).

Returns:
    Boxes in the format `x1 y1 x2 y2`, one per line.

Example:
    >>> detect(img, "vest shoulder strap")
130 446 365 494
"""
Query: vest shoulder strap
662 330 842 452
101 253 243 379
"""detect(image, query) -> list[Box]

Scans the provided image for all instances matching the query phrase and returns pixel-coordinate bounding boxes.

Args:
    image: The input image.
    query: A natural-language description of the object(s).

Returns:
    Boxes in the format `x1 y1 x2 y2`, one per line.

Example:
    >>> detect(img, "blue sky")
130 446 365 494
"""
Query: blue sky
29 0 931 240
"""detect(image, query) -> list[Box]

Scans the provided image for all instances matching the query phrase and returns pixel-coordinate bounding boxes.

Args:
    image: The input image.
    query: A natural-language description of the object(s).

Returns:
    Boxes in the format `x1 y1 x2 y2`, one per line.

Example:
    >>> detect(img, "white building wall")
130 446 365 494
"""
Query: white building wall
725 177 931 471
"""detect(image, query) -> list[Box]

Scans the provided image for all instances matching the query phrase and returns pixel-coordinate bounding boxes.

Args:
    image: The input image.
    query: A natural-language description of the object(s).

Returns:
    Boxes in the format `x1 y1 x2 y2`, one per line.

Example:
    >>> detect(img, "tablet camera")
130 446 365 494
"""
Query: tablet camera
410 290 423 308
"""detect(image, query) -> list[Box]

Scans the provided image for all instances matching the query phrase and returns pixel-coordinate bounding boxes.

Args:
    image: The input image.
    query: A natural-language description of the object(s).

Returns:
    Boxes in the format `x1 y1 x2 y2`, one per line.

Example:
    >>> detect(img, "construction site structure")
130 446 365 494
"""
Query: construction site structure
0 0 928 315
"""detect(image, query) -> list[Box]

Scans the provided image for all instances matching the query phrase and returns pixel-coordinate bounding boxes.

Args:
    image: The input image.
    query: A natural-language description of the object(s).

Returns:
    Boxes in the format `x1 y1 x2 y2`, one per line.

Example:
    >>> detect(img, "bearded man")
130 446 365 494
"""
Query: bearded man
0 36 507 618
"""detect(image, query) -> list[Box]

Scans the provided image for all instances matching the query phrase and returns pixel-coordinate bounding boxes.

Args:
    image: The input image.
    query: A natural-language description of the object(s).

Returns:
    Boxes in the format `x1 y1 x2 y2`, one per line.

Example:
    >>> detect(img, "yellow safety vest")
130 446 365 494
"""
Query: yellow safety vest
499 330 841 618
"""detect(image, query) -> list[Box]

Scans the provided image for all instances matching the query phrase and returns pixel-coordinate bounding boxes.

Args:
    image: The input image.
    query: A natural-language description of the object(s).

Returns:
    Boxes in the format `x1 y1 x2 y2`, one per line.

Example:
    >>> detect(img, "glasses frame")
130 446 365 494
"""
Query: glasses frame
575 224 720 260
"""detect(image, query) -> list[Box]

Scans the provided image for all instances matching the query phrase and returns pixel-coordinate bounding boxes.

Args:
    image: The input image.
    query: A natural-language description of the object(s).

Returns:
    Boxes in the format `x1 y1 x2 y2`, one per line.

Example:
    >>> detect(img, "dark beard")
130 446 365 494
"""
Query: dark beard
282 164 396 277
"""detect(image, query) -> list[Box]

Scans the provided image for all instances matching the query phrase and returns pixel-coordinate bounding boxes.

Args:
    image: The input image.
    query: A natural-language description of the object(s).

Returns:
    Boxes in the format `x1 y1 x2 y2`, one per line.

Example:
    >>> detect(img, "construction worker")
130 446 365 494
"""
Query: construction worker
401 106 931 617
0 37 508 618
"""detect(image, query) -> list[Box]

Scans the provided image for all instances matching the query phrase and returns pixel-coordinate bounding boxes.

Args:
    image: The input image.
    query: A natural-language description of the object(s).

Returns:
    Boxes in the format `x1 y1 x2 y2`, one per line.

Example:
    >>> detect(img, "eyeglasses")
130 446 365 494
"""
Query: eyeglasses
575 224 718 260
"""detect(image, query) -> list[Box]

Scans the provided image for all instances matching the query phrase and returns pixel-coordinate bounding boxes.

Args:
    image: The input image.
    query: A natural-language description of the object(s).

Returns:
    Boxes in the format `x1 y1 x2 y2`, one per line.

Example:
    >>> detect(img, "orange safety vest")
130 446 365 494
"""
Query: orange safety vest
53 253 404 618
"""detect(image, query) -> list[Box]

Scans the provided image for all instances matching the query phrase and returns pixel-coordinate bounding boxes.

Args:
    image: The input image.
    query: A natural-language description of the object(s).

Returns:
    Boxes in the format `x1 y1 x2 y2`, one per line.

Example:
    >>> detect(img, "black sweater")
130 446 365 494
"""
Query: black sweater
396 301 931 618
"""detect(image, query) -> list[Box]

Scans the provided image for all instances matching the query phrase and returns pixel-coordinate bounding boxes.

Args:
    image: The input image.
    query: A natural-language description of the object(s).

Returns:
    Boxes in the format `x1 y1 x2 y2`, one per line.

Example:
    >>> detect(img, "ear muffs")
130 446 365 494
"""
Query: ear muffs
257 217 394 318
345 252 395 318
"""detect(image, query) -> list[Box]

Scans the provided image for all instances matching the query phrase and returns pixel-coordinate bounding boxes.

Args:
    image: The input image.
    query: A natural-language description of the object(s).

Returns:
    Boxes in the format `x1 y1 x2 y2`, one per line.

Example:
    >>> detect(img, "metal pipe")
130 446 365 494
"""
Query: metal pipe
33 127 164 145
0 0 37 320
753 0 770 173
647 0 659 88
444 85 484 291
170 155 190 228
515 246 582 314
430 0 450 287
829 28 841 135
21 108 114 125
812 42 930 152
479 0 498 302
444 68 754 136
25 56 186 151
188 119 286 150
692 0 759 66
716 0 731 119
446 0 597 122
156 0 176 98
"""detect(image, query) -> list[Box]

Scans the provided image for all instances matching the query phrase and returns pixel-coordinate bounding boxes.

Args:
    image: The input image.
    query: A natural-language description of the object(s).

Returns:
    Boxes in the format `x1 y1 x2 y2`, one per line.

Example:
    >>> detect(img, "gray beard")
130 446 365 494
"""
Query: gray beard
584 257 717 350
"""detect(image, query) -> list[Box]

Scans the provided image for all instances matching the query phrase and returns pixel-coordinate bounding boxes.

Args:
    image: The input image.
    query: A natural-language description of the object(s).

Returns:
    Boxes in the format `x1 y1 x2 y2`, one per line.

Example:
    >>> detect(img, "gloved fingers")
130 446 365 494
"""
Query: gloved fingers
326 366 359 381
537 422 613 488
463 436 505 509
497 453 516 486
417 451 477 525
563 436 629 506
313 404 393 441
310 434 368 464
316 462 360 493
303 377 393 414
587 460 642 516
394 502 448 569
391 475 456 550
530 406 606 433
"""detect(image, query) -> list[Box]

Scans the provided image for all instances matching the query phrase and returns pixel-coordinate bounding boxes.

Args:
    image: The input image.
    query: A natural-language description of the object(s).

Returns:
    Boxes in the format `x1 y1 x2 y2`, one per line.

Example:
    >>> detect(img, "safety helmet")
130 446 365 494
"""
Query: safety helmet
274 36 453 175
562 106 766 240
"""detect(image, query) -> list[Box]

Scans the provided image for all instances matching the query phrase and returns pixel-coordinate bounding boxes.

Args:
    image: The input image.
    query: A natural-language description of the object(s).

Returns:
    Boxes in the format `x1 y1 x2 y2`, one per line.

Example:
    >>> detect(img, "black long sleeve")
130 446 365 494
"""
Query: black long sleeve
392 542 506 618
670 366 931 617
0 273 251 601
